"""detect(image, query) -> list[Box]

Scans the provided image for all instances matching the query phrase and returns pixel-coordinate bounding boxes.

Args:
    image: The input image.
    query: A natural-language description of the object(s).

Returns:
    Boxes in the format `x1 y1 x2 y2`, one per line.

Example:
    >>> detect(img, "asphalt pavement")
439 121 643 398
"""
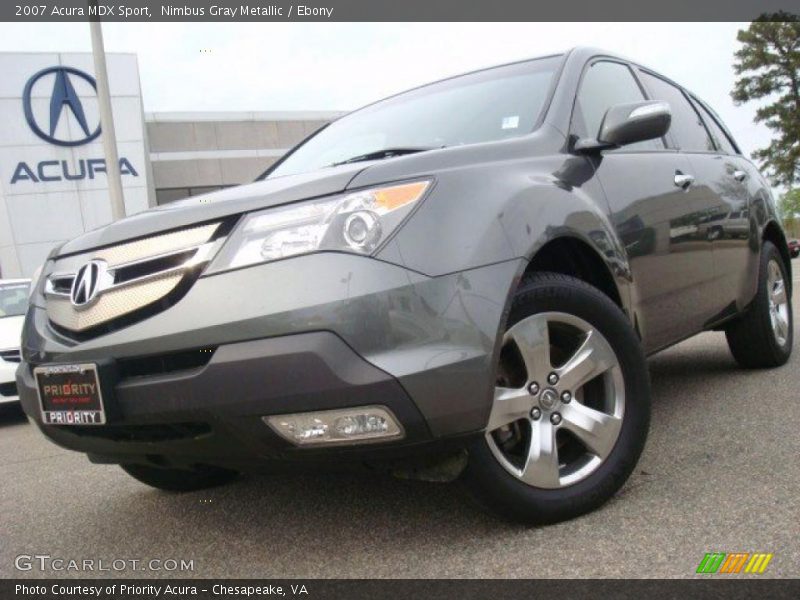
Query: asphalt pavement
1 260 799 579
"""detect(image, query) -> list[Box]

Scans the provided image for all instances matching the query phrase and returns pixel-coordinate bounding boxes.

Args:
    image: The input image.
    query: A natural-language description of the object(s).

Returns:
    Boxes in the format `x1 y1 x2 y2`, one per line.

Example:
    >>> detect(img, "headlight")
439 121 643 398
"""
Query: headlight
28 263 45 299
207 180 430 273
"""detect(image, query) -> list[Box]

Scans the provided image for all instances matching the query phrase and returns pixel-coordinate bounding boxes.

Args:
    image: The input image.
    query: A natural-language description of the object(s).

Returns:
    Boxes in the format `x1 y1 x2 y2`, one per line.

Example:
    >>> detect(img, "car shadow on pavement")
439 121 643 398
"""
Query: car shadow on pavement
646 333 778 407
649 339 739 378
88 465 527 578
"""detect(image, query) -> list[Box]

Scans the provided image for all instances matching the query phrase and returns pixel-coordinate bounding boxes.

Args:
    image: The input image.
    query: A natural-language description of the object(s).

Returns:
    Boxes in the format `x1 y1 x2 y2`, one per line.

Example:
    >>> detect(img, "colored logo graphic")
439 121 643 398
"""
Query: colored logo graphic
22 66 101 147
696 552 773 574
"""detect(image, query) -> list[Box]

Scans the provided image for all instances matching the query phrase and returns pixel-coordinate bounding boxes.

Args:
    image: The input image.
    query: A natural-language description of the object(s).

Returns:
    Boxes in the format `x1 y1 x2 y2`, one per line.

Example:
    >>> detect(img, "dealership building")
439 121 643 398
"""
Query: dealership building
0 52 341 278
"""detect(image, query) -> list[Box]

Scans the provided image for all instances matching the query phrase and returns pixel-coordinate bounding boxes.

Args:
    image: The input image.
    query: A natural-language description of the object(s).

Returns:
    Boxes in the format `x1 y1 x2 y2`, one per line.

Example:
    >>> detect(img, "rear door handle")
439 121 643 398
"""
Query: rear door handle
733 170 748 182
674 172 695 189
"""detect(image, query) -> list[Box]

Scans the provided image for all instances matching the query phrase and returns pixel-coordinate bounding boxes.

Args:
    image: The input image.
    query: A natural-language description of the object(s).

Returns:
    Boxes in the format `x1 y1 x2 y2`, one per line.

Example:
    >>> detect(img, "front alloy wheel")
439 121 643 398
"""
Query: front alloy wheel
463 272 651 524
487 312 624 490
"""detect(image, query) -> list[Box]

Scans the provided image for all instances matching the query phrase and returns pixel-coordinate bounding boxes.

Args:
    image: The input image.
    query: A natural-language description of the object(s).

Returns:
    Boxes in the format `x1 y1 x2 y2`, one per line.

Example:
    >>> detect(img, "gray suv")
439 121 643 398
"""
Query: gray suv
18 48 793 524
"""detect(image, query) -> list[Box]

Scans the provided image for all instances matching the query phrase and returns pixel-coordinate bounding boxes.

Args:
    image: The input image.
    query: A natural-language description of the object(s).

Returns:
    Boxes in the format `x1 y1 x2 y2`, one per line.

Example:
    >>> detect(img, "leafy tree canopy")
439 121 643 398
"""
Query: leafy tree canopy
778 187 800 219
732 14 800 187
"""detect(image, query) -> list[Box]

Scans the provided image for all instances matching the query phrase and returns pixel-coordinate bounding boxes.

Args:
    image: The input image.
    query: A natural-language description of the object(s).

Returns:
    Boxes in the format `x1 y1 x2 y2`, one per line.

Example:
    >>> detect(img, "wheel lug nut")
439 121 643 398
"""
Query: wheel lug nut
548 372 559 385
561 391 572 403
550 412 562 425
530 407 542 420
528 382 540 395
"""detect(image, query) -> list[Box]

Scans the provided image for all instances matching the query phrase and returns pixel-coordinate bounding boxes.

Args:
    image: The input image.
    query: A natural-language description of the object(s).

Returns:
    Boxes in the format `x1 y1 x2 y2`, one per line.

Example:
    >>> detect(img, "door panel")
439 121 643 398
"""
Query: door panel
596 152 716 353
728 158 769 307
635 69 743 331
685 95 761 312
572 61 716 352
685 153 752 319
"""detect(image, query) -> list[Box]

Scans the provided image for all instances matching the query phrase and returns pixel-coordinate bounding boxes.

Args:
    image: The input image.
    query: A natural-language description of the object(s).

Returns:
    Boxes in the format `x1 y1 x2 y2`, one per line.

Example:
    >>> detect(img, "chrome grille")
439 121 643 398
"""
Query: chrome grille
47 271 185 331
45 222 224 333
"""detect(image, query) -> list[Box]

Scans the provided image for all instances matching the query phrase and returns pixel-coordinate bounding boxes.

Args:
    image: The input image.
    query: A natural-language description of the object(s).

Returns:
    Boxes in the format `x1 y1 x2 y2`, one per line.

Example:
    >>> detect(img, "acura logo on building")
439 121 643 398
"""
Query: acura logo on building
22 66 101 147
70 260 106 307
11 65 140 186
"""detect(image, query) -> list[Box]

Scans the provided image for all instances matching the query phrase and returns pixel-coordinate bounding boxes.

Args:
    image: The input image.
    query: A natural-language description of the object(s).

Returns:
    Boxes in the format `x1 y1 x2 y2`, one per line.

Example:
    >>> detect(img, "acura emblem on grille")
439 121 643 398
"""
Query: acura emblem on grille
70 260 106 307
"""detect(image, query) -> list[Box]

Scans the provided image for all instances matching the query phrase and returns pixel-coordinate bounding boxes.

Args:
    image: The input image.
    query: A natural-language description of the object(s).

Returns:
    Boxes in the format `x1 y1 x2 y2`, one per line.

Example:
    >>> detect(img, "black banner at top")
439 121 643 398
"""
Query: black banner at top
2 0 799 22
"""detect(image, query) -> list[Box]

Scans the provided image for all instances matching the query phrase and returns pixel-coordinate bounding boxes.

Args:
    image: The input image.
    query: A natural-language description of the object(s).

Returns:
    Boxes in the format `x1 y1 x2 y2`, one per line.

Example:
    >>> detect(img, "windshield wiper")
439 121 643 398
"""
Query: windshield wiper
331 147 439 167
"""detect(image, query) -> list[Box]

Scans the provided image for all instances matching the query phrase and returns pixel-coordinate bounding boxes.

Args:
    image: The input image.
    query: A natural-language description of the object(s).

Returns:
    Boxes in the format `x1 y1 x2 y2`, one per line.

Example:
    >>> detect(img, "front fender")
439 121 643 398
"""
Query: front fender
375 153 631 311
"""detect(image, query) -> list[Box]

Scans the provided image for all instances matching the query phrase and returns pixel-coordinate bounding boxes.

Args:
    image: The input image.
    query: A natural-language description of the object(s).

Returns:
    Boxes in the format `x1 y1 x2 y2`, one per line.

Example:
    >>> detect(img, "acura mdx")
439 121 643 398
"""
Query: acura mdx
18 47 793 523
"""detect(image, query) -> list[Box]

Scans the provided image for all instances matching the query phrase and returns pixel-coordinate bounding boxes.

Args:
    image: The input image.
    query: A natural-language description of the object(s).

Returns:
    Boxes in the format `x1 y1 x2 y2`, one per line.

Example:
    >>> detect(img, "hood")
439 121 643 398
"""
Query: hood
0 315 24 350
55 130 560 257
57 162 369 256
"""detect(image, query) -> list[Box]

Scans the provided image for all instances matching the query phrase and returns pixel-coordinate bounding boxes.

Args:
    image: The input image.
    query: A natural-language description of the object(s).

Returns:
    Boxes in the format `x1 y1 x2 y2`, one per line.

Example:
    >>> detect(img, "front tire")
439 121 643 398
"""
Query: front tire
121 463 238 492
725 241 793 368
463 272 651 524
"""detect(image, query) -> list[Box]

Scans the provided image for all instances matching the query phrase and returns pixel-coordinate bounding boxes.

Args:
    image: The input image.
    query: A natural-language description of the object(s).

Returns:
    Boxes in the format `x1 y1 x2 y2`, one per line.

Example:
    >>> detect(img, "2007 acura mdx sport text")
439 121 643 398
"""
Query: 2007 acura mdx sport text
18 48 794 523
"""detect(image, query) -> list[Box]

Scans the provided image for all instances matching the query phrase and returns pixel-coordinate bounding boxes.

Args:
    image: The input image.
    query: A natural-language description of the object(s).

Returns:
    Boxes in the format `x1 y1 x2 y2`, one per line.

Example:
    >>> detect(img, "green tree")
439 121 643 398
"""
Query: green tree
732 14 800 187
779 188 800 238
779 188 800 218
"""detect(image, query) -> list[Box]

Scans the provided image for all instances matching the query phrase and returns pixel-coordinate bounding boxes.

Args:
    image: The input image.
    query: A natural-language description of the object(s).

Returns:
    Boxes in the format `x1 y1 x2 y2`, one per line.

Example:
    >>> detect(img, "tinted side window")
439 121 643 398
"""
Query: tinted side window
639 72 714 152
575 61 663 150
690 97 738 155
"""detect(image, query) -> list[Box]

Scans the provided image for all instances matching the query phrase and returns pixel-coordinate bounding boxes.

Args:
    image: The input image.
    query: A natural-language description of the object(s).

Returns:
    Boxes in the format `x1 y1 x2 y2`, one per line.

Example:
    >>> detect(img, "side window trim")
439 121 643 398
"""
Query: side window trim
679 88 719 154
569 57 671 153
689 94 742 155
637 68 717 155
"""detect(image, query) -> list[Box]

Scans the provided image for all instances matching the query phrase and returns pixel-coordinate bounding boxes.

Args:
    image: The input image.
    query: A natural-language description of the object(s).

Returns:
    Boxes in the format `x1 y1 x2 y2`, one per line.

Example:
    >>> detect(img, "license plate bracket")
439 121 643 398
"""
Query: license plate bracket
35 363 107 426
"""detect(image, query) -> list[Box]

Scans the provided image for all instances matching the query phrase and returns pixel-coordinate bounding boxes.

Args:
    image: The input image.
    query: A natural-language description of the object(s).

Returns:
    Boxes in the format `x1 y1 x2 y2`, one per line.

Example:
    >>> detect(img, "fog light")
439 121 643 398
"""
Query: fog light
264 406 403 446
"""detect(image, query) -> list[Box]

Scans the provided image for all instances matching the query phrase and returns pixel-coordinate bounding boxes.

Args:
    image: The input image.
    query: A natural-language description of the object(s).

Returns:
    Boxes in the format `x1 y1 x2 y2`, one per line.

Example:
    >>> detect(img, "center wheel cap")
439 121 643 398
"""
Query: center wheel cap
539 388 558 410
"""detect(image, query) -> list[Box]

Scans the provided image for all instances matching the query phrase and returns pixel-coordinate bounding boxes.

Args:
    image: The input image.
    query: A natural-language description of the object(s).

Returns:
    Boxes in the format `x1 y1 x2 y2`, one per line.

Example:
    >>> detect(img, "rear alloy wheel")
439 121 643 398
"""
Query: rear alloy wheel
767 259 791 348
464 273 651 524
725 241 793 368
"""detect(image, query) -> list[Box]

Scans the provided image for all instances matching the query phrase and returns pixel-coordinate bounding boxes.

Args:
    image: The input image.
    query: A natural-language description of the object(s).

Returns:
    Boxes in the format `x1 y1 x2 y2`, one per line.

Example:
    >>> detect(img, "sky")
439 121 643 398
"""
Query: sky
0 21 773 160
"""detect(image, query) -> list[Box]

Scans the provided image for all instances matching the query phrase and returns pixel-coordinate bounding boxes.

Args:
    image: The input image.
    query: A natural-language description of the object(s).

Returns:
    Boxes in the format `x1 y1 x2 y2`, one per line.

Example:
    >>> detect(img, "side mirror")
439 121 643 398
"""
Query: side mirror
575 101 671 153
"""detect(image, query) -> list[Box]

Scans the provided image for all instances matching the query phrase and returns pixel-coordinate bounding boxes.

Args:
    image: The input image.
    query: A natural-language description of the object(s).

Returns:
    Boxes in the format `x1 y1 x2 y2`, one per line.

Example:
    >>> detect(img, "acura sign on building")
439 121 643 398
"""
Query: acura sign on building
0 52 153 278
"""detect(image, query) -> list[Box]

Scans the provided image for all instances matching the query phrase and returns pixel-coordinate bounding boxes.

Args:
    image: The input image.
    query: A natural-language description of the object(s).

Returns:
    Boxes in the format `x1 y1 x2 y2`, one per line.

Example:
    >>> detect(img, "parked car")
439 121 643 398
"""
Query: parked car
789 238 799 258
18 48 793 524
0 279 30 405
697 207 750 241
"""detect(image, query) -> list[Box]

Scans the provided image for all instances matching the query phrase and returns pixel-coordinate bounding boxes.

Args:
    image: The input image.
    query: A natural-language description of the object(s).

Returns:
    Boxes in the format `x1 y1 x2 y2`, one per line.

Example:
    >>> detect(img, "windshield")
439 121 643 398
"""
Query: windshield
264 55 562 179
0 283 29 318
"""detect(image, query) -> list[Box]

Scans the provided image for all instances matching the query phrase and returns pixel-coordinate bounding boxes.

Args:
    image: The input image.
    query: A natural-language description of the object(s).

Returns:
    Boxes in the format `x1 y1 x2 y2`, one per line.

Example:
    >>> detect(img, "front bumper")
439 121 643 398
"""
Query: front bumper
17 332 440 469
18 253 522 468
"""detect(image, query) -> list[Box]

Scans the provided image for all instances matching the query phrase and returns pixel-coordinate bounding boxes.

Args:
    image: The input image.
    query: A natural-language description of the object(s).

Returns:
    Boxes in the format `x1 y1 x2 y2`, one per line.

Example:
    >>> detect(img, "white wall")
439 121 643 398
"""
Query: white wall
0 52 151 278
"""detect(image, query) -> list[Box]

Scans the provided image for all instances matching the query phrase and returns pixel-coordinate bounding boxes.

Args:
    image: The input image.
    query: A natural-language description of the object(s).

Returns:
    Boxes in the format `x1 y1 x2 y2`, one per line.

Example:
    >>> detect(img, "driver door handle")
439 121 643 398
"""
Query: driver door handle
674 172 695 189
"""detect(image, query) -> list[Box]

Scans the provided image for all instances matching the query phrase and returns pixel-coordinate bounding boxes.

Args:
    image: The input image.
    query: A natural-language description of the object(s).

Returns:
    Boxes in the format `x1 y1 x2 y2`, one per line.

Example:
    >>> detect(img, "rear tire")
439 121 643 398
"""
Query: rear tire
725 241 792 368
121 463 238 492
463 272 651 524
